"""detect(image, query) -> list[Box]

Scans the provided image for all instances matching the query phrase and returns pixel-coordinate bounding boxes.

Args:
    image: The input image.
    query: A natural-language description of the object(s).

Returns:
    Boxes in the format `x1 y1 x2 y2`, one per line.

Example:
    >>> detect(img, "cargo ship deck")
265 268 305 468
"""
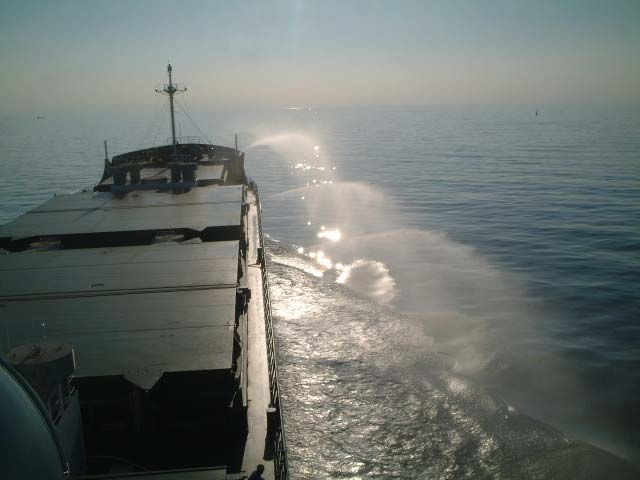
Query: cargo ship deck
0 142 287 478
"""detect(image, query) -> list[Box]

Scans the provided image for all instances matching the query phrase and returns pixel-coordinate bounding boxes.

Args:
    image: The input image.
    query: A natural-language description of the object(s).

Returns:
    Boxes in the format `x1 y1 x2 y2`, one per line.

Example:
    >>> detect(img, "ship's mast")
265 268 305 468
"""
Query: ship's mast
155 63 187 147
167 64 177 146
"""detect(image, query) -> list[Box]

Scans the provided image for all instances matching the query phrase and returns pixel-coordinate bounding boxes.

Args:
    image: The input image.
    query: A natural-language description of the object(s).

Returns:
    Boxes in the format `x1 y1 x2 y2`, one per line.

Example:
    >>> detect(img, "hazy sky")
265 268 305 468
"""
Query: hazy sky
1 0 639 113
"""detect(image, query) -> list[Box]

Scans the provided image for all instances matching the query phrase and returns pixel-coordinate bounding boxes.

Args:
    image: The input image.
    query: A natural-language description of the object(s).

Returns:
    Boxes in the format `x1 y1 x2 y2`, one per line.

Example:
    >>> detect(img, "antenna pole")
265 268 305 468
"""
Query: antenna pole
104 140 108 160
167 64 177 147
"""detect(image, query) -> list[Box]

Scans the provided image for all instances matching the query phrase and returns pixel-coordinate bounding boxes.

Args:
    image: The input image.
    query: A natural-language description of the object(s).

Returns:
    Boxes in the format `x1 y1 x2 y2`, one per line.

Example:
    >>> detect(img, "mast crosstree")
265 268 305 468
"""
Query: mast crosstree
155 63 187 147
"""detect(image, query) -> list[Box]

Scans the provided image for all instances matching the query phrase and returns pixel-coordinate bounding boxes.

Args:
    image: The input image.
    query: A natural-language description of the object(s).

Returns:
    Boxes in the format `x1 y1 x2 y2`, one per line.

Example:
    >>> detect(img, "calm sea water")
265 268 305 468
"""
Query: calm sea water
1 105 639 478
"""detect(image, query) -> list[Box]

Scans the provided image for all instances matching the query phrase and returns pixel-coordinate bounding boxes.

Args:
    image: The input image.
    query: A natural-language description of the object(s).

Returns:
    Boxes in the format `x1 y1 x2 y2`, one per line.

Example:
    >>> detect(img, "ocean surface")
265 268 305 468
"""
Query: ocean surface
1 105 639 478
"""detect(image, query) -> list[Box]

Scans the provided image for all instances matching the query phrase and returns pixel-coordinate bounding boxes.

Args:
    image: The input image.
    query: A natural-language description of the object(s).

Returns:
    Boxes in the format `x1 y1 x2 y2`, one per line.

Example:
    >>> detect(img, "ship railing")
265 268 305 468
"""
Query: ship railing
169 153 196 163
253 183 290 480
165 135 202 145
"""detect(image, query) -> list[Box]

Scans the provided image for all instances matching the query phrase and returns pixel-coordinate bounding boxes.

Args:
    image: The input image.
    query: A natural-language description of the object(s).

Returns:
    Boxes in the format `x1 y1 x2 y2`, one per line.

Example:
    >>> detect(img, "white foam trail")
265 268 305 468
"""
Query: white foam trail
336 259 396 305
271 253 324 278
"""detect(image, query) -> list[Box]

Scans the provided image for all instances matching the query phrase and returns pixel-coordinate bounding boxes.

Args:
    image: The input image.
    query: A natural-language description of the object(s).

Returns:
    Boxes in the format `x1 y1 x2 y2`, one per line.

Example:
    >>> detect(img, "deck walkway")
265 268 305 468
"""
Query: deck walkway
240 190 274 479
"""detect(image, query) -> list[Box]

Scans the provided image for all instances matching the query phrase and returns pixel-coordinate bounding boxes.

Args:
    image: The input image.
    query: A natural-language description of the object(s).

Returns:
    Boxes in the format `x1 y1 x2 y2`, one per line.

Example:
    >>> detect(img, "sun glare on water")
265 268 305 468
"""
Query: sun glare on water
317 228 342 242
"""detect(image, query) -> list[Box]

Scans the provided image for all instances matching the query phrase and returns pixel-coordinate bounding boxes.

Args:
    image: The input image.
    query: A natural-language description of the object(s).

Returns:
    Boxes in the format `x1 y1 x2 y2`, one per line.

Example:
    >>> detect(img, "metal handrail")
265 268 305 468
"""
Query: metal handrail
165 135 202 145
169 153 196 163
253 184 289 480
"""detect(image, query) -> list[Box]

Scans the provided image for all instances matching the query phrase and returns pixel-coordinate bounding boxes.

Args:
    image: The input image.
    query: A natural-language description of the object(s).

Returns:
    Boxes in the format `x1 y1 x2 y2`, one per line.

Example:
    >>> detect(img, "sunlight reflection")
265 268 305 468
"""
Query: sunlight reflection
318 257 332 269
317 228 342 242
336 266 351 284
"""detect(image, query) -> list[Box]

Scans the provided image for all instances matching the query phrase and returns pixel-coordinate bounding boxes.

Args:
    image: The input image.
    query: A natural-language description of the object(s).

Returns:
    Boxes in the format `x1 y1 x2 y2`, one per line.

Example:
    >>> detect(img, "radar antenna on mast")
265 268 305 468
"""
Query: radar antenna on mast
155 63 187 147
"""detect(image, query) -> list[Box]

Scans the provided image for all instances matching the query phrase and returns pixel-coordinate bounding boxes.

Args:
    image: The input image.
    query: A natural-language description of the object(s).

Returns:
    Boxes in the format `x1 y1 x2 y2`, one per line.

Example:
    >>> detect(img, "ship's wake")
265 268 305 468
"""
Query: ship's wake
267 239 638 479
251 131 638 477
270 177 528 377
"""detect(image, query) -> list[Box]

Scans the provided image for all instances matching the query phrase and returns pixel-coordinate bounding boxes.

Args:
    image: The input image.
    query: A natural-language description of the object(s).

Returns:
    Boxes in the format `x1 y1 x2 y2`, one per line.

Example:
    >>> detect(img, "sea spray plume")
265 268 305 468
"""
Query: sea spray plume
246 132 317 151
274 181 391 239
317 228 514 372
281 182 588 443
274 180 560 384
326 226 592 457
260 146 590 453
274 181 386 205
276 181 522 367
323 224 586 426
246 132 333 171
